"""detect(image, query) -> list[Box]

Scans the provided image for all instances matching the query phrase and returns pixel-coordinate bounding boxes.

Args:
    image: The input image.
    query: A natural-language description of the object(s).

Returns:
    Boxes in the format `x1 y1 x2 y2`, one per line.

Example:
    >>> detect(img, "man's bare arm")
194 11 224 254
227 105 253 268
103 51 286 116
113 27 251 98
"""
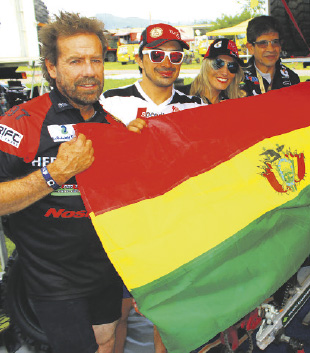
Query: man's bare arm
0 134 94 216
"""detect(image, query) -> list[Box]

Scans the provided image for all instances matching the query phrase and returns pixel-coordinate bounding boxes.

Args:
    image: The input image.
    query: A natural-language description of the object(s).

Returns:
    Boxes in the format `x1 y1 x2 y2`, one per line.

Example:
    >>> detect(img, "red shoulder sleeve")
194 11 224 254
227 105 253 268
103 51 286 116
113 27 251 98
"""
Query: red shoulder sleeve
0 93 52 163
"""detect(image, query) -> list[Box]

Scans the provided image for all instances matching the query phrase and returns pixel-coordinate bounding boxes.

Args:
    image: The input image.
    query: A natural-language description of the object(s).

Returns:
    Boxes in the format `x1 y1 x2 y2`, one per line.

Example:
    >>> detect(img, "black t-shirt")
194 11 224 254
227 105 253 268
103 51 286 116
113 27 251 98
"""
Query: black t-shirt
0 88 122 300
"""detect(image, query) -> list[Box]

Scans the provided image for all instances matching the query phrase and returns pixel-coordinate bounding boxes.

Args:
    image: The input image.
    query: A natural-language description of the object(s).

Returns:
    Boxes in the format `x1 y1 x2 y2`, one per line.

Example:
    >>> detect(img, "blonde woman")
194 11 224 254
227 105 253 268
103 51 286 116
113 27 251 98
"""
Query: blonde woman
179 38 245 104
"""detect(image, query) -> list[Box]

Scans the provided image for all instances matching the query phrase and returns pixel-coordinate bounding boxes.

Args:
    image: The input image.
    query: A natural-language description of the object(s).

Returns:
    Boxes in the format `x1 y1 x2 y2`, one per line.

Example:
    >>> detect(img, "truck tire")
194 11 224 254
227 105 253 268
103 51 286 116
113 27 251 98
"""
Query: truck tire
2 251 50 352
270 0 310 57
34 0 49 24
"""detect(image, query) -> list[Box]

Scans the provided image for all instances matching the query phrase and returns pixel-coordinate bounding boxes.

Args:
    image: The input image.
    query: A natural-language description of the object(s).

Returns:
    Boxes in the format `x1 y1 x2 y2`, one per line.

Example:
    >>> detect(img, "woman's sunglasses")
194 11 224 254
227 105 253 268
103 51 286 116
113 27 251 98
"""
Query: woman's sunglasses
211 58 239 74
142 50 184 64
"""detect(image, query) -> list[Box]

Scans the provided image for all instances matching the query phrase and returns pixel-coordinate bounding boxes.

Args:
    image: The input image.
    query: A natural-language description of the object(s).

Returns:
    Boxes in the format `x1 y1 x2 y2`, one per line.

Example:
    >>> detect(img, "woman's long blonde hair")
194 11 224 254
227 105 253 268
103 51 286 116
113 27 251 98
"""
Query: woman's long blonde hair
189 58 244 103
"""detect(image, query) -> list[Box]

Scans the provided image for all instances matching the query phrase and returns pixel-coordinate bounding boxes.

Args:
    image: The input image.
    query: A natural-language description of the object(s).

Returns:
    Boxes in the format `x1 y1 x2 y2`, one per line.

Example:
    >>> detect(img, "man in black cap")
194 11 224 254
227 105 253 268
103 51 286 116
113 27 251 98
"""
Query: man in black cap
243 15 300 96
178 38 245 104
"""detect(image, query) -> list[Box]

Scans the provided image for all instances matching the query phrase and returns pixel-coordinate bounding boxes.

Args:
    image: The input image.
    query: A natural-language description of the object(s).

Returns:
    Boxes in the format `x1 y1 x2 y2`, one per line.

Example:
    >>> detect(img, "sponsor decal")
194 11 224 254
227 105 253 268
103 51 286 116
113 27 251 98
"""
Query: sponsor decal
214 41 222 48
150 27 163 38
136 108 147 119
6 106 30 120
51 184 81 196
58 103 70 108
227 41 238 56
246 75 259 84
172 106 180 112
280 66 289 78
260 144 305 193
281 285 310 326
44 208 89 218
32 156 56 167
136 108 165 118
47 124 75 142
0 124 23 148
228 41 237 51
168 29 181 39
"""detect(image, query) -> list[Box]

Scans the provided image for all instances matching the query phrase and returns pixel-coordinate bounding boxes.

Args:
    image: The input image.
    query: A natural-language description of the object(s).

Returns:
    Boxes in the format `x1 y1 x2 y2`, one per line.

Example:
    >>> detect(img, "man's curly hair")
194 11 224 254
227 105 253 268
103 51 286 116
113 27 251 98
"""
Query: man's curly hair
39 12 107 87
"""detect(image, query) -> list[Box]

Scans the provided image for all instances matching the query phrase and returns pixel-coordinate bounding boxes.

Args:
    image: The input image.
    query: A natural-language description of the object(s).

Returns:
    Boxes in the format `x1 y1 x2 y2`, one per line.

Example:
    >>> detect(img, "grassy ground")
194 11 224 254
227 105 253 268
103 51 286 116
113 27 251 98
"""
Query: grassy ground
5 238 15 257
19 60 309 72
19 61 203 72
102 61 310 91
107 60 310 72
20 60 310 91
0 237 15 272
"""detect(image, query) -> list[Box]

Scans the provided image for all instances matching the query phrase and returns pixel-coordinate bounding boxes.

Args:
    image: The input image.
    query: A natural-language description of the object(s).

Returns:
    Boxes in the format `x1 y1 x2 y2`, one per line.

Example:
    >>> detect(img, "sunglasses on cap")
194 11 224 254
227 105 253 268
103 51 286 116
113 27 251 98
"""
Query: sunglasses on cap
211 58 239 74
252 39 281 48
142 50 184 64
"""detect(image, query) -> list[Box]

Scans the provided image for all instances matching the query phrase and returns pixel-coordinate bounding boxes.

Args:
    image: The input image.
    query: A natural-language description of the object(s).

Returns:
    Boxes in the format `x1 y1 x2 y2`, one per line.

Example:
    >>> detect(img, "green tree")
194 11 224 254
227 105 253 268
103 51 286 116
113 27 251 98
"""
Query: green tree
237 0 266 16
207 9 252 31
194 0 266 32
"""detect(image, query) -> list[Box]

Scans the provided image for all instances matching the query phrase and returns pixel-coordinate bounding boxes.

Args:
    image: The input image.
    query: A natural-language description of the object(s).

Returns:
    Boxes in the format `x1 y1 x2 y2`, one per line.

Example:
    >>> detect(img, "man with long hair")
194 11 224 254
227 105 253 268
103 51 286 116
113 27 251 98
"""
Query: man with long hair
0 12 124 352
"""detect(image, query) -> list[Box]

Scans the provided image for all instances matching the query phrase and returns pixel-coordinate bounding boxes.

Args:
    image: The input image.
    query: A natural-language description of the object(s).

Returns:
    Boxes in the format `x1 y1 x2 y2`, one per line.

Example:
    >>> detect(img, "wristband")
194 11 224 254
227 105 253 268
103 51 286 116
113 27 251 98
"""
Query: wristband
41 166 60 190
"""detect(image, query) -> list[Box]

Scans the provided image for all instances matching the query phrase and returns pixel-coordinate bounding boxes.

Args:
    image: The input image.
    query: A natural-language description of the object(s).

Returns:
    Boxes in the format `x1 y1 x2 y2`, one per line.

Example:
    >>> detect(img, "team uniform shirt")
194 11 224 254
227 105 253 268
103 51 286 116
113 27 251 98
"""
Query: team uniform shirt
243 56 300 96
100 81 204 125
177 83 228 104
0 88 123 300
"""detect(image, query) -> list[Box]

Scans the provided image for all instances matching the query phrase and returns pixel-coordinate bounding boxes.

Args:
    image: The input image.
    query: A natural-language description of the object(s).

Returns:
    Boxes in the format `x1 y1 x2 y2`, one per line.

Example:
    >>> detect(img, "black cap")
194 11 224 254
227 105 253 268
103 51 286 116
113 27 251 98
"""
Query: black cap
205 38 244 66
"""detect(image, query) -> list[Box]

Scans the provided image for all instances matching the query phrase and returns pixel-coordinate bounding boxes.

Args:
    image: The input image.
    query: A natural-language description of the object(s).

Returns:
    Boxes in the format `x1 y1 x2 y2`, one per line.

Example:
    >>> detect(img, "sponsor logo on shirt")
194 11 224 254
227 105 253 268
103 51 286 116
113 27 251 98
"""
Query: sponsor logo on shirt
136 108 147 119
51 184 81 196
32 156 57 167
280 67 289 78
245 75 259 84
44 208 89 218
136 108 165 118
58 103 70 108
0 124 23 148
47 124 75 142
172 106 180 112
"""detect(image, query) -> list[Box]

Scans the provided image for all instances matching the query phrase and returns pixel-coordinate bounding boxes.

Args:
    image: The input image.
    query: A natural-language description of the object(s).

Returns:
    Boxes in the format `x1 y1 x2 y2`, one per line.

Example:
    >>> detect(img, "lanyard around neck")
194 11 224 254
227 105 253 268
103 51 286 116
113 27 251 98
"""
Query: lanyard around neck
256 70 272 94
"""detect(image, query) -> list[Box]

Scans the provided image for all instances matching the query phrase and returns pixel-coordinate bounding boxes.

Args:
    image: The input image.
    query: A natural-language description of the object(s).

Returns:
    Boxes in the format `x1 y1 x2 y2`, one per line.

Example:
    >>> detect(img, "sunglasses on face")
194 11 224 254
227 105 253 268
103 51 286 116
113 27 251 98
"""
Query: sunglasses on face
211 58 239 74
142 50 184 64
252 39 281 48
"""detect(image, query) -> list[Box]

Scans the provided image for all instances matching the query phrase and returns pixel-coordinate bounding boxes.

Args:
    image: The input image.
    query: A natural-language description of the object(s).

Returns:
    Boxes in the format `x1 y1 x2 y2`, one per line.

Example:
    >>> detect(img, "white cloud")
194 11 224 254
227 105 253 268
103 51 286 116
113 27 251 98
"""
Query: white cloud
43 0 245 24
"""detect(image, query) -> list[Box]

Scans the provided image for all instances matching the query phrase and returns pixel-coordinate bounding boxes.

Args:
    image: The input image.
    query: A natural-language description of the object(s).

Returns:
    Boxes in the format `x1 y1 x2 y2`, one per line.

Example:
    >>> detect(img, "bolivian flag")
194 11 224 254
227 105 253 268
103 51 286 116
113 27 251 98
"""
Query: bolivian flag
76 82 310 352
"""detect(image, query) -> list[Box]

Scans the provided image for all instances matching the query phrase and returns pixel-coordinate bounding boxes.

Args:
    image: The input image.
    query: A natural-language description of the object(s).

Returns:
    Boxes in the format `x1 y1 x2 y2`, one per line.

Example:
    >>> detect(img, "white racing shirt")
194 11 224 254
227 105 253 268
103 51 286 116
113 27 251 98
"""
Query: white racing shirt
100 80 204 125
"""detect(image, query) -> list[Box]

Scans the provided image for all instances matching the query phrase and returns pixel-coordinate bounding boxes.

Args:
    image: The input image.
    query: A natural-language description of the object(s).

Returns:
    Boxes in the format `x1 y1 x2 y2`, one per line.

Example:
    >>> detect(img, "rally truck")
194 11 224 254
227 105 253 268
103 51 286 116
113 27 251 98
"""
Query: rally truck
270 0 310 66
0 0 49 112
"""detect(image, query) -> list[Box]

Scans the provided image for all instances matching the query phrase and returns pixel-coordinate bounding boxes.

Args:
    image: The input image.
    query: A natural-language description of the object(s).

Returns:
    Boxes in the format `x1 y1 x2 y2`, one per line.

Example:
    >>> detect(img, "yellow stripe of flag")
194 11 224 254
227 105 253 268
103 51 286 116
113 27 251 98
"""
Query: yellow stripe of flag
91 126 310 289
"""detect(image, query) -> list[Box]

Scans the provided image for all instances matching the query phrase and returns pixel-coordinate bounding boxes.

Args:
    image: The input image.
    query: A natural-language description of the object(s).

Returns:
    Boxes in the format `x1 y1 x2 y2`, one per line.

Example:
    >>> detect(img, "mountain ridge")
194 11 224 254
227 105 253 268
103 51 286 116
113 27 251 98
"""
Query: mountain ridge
95 13 193 30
